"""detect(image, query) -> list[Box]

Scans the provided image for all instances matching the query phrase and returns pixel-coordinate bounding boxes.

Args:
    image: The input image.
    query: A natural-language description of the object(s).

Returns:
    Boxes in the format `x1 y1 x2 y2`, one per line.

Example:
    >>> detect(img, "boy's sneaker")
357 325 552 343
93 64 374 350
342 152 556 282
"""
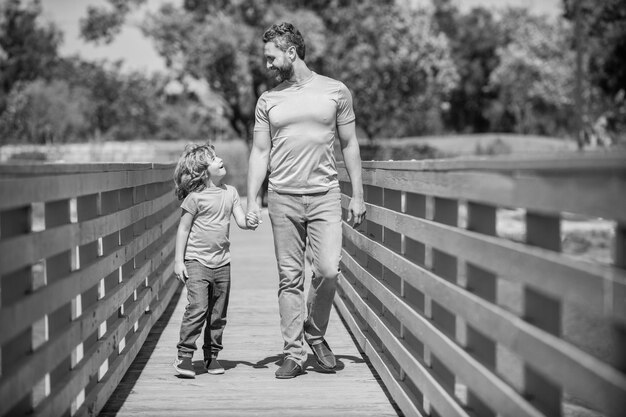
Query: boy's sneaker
204 357 225 375
173 356 195 378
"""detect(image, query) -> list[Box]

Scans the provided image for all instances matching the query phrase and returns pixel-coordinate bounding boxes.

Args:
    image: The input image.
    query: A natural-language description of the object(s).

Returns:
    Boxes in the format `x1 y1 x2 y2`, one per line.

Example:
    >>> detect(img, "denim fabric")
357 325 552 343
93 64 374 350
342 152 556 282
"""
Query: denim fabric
268 188 343 366
177 261 230 359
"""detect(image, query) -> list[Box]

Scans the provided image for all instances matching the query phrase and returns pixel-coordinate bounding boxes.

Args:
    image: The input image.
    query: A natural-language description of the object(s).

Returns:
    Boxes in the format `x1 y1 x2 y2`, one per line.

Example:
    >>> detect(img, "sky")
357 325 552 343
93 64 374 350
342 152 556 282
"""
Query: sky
38 0 562 74
39 0 168 73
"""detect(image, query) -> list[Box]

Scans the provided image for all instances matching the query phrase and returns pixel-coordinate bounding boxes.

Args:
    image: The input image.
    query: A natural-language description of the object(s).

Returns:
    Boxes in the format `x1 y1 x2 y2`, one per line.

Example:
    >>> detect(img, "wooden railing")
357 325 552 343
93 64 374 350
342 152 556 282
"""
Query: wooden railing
0 163 179 417
337 153 626 417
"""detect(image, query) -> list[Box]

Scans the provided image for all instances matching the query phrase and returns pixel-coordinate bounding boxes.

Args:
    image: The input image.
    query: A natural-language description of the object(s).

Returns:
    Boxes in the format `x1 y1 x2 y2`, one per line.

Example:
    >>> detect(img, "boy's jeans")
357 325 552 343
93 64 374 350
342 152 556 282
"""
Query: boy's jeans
177 261 230 359
268 188 343 366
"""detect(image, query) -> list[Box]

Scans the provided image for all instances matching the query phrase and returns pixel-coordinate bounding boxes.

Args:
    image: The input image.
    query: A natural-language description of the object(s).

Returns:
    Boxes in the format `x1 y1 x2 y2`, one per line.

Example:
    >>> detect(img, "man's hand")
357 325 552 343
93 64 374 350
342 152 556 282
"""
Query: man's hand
246 211 260 230
347 196 366 228
174 261 188 284
246 200 261 230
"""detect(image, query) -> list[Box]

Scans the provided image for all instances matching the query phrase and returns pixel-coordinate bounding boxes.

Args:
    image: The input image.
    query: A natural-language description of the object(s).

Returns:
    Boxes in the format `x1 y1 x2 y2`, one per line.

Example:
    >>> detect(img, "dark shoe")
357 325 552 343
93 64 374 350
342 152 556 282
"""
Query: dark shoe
275 358 304 379
308 339 336 371
205 357 225 375
173 356 195 378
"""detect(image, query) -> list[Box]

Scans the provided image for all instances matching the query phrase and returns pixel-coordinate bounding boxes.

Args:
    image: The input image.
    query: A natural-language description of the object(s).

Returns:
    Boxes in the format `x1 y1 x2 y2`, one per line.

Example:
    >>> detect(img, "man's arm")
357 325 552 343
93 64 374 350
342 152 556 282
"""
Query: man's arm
247 130 271 218
337 121 366 227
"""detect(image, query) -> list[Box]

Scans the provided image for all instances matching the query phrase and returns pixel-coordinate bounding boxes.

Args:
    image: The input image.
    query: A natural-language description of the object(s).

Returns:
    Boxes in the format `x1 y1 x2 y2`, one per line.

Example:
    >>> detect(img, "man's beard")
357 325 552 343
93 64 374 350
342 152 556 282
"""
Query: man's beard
273 61 294 82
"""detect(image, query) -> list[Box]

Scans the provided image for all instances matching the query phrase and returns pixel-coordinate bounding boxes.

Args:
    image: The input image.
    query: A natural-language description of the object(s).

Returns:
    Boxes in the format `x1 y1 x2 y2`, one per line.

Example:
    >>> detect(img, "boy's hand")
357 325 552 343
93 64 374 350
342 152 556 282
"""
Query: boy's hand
174 261 188 284
246 211 260 230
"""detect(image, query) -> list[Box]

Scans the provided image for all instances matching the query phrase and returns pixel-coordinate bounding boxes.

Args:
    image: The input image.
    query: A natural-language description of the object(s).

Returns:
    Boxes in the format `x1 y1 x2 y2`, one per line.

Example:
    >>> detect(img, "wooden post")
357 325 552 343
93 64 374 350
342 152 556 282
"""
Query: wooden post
45 199 73 416
525 211 562 417
465 202 497 416
0 205 33 414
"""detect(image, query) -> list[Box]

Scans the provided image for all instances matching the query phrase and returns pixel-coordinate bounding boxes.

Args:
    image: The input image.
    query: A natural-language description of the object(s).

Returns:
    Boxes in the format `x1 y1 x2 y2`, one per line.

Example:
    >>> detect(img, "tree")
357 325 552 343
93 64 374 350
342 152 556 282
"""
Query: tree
0 79 94 144
0 0 62 109
434 2 503 133
80 0 459 142
563 0 626 141
327 3 458 138
488 9 576 135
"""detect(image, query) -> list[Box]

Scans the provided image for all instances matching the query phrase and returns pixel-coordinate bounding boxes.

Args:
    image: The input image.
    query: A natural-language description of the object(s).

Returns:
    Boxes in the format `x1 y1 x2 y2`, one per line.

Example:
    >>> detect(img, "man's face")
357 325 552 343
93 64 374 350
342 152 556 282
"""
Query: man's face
264 41 294 83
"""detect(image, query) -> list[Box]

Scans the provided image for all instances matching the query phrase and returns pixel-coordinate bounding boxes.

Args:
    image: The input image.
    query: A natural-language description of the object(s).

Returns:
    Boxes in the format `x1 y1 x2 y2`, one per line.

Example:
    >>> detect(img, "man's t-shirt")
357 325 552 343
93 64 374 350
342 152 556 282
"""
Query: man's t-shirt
254 72 355 194
181 185 241 268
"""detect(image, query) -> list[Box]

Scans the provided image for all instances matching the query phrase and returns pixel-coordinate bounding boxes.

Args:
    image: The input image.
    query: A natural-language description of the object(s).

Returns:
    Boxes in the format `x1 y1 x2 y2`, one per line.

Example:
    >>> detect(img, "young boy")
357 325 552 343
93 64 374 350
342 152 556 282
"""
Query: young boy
172 144 258 377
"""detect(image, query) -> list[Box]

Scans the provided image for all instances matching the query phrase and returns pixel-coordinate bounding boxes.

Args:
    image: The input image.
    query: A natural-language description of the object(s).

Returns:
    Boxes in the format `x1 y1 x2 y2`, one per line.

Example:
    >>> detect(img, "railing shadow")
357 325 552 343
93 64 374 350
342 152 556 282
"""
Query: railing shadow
99 284 183 415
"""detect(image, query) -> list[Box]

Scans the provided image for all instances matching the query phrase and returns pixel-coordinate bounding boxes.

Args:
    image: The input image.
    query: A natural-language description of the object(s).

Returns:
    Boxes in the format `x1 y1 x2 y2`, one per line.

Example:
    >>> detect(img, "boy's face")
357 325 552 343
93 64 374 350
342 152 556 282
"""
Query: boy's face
207 155 226 179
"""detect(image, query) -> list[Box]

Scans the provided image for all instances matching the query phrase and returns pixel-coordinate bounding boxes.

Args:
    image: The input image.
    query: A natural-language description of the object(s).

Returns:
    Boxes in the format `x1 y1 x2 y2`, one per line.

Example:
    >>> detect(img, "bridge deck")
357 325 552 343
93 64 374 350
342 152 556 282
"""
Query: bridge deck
100 210 400 416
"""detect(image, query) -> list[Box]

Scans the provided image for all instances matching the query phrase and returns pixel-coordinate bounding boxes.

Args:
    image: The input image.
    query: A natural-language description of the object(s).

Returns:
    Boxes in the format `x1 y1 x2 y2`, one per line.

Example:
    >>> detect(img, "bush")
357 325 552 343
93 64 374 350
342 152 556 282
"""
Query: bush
474 138 513 155
7 150 47 161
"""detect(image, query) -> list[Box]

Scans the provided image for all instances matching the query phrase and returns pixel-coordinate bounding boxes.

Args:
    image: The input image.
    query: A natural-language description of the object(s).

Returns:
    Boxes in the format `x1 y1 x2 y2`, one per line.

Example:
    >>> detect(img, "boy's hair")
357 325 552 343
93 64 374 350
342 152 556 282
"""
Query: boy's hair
174 143 216 200
262 22 306 60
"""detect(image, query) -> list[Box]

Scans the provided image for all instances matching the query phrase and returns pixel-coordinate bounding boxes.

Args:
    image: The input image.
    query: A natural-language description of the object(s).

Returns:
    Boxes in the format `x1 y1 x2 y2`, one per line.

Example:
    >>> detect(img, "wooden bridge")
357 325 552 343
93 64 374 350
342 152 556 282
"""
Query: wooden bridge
1 153 625 417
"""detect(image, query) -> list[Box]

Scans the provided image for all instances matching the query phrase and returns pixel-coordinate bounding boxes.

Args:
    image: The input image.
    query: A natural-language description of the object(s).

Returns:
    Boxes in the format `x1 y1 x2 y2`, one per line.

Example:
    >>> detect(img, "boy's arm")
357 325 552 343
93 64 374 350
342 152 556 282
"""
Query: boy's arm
337 121 366 227
174 210 194 283
232 204 257 229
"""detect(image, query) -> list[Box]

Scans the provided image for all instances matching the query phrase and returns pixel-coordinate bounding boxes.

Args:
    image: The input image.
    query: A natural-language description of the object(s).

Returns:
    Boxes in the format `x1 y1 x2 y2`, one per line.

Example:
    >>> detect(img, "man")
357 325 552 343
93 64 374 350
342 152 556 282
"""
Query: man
247 22 366 379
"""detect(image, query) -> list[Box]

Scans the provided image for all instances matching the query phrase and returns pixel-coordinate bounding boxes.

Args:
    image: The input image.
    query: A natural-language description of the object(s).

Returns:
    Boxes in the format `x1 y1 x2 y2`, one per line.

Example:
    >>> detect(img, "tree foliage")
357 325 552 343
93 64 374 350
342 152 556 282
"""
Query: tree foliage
488 9 576 135
0 79 93 144
433 1 502 132
80 0 457 141
327 3 458 138
563 0 626 138
0 0 62 107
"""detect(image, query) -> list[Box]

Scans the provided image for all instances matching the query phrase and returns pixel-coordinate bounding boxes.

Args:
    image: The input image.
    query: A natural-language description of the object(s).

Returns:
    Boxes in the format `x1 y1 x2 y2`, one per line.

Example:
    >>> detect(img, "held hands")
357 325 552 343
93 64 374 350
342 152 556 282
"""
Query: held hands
246 210 261 230
347 196 366 228
174 261 188 284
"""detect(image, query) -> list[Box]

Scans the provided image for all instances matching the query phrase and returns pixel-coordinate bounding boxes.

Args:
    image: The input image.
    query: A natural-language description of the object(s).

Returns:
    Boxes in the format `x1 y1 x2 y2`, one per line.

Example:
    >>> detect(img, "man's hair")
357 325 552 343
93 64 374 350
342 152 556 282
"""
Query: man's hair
262 22 306 60
173 143 216 200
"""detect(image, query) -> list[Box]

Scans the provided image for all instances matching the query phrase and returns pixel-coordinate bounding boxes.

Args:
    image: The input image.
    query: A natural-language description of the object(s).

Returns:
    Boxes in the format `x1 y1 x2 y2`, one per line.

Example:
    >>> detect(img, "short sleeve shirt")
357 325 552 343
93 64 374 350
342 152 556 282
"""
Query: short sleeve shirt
254 72 355 194
181 185 241 268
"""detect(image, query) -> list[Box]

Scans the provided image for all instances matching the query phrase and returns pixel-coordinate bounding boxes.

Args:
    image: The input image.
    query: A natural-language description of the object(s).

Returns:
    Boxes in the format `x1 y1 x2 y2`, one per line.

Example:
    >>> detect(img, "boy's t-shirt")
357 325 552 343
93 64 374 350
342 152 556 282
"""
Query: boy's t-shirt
181 185 241 268
253 71 355 194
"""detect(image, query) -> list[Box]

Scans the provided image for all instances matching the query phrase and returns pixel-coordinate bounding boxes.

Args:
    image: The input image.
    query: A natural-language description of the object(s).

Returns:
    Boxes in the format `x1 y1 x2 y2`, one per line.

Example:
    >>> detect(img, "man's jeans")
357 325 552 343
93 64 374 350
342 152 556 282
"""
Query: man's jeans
177 261 230 359
268 188 343 366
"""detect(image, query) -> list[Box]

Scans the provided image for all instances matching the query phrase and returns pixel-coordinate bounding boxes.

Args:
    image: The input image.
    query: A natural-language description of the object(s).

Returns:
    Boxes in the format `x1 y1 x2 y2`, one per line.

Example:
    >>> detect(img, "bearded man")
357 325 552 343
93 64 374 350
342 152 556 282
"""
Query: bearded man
246 22 366 379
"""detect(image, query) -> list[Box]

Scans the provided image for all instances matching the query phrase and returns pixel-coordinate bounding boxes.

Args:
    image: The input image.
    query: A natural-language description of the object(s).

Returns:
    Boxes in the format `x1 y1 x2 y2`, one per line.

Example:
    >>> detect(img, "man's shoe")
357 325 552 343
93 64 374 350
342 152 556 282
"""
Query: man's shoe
275 358 304 379
173 356 195 378
204 357 225 375
308 339 336 371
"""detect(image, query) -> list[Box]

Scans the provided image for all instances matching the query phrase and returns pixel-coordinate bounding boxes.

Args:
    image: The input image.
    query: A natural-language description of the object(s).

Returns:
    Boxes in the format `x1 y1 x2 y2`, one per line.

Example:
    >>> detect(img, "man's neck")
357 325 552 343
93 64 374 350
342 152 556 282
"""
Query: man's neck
288 61 313 84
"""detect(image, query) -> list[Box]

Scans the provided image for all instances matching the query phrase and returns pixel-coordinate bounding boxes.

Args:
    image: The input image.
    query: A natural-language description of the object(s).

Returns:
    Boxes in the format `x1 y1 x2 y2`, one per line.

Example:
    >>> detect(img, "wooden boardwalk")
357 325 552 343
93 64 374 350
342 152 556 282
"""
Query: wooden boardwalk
100 209 400 416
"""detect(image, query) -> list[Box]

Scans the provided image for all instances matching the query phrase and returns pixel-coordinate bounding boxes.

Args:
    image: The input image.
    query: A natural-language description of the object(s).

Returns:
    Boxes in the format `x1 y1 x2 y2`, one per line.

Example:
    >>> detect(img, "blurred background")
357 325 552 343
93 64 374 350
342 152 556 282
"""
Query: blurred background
0 0 624 165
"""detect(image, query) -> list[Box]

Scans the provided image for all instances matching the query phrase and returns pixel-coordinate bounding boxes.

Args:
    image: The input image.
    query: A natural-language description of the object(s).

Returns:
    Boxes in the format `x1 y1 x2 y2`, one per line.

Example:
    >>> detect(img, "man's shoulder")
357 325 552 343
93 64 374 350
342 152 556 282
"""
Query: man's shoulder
312 72 344 88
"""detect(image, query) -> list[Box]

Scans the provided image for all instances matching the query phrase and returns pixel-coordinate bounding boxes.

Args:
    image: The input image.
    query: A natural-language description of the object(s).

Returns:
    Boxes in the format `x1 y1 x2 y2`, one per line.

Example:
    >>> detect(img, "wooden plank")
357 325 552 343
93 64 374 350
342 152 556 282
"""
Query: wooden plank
350 151 626 172
0 191 176 275
344 197 626 324
0 163 174 176
342 225 626 415
339 168 626 224
0 213 178 346
341 250 543 417
334 291 424 417
0 240 175 414
0 168 174 210
337 271 470 417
